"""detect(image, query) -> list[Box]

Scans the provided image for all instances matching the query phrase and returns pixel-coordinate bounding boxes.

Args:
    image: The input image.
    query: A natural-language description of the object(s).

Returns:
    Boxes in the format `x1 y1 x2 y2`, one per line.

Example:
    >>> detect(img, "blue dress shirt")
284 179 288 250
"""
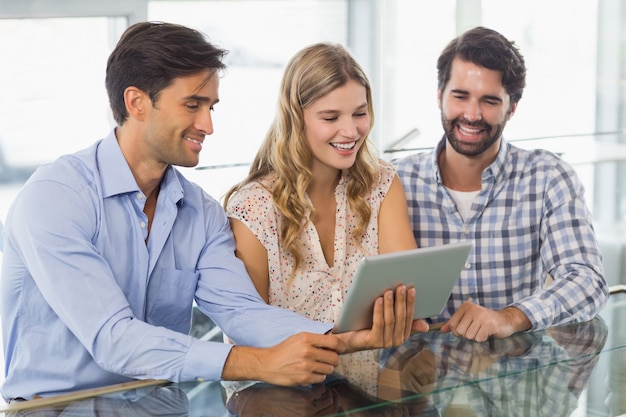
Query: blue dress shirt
394 137 608 330
0 131 331 400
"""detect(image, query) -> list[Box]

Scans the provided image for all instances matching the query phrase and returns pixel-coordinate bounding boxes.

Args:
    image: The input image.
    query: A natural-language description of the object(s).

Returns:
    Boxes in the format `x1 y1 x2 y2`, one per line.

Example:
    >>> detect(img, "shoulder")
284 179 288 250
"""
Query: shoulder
507 144 580 180
226 177 276 221
366 159 397 202
13 143 103 217
505 144 585 198
6 144 105 241
391 151 436 191
507 143 561 164
28 142 101 192
377 159 396 184
392 150 433 175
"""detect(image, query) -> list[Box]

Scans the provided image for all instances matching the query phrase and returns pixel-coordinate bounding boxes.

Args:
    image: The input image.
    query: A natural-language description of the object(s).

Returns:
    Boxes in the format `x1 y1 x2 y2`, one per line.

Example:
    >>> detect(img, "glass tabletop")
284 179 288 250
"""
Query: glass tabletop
3 292 625 416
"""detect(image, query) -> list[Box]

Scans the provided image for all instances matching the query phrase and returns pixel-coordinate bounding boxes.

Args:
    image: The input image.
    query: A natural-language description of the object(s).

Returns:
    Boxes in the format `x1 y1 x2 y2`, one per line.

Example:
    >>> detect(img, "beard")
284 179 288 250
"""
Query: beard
441 114 506 157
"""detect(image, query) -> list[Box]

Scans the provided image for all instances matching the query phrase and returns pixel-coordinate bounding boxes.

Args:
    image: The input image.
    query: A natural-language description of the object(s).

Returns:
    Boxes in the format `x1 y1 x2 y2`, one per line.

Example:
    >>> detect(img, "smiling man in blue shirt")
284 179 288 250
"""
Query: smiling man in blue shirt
0 21 426 402
394 26 608 342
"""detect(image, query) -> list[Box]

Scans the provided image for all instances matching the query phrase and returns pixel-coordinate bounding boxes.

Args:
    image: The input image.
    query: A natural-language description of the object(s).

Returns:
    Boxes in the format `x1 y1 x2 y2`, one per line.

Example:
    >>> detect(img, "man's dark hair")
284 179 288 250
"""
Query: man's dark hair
105 21 228 125
437 26 526 104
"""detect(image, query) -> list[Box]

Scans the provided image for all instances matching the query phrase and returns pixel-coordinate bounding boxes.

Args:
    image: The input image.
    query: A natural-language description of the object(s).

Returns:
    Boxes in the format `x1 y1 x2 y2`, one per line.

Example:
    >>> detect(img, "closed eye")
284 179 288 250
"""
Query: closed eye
484 98 501 106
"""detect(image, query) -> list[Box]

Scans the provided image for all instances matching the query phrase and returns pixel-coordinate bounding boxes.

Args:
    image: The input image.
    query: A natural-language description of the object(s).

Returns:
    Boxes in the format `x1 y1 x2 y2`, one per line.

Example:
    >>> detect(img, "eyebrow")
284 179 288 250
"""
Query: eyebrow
184 94 219 105
315 102 368 115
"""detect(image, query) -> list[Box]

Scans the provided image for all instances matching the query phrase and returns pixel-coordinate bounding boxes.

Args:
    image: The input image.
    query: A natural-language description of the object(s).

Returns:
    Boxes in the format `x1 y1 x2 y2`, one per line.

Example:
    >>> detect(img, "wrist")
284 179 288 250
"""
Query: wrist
332 332 356 354
222 345 264 381
502 306 532 333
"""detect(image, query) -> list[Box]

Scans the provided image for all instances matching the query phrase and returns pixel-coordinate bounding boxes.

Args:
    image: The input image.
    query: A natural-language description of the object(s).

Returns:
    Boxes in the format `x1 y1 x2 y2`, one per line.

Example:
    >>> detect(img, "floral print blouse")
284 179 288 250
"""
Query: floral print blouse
226 159 396 324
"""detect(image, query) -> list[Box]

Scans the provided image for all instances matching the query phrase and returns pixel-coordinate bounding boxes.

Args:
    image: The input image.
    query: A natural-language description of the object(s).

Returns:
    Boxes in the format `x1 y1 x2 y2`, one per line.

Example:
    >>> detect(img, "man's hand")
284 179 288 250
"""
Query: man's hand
440 302 532 342
334 285 429 352
227 383 339 417
222 332 343 386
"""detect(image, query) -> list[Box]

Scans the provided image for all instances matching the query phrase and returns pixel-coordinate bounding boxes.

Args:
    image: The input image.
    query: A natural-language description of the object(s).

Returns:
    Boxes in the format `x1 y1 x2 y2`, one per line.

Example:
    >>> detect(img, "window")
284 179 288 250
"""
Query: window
0 16 122 221
148 0 349 199
377 1 457 153
0 0 619 223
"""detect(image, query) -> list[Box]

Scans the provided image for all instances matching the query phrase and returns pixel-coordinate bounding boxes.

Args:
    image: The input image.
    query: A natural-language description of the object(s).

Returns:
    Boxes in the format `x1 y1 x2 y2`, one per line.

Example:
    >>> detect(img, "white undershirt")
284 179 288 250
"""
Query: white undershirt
445 187 480 221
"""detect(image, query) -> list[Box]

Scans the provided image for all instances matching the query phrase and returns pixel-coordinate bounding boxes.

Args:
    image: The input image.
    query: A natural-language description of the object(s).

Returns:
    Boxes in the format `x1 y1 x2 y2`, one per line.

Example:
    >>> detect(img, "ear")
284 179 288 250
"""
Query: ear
124 86 148 121
506 101 518 121
437 89 442 110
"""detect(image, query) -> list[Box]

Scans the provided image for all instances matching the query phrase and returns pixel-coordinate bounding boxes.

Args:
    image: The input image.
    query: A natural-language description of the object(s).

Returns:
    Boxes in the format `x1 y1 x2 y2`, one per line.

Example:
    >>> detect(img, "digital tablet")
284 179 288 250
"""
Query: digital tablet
334 241 473 333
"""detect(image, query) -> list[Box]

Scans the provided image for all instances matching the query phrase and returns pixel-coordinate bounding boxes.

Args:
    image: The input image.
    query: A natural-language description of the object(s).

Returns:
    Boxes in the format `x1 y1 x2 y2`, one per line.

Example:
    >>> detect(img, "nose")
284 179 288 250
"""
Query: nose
196 110 214 136
339 117 358 139
463 99 482 122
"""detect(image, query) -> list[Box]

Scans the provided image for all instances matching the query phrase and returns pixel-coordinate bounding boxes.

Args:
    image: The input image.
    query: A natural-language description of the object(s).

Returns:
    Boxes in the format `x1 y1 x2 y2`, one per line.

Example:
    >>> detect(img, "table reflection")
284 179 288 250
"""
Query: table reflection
226 376 440 417
4 385 188 417
1 318 610 417
227 318 608 417
371 318 607 416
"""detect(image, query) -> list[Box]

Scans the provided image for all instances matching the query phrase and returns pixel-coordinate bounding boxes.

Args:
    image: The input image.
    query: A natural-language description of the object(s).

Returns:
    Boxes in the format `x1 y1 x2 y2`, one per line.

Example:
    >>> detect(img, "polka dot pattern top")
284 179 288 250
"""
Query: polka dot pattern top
226 159 396 324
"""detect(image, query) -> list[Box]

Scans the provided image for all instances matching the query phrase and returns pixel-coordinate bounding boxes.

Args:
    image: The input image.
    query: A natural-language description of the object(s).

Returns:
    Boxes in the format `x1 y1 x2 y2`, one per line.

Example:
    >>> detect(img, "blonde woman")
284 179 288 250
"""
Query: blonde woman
224 43 419 326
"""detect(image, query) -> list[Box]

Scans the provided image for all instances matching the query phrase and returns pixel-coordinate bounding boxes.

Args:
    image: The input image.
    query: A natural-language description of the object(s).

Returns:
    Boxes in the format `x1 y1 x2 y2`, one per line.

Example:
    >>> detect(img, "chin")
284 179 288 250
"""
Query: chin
176 159 199 168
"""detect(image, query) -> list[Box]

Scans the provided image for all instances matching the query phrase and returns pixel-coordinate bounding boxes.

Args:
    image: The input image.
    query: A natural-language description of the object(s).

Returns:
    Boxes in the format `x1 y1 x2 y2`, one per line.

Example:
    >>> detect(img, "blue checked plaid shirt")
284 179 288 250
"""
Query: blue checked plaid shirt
393 137 609 330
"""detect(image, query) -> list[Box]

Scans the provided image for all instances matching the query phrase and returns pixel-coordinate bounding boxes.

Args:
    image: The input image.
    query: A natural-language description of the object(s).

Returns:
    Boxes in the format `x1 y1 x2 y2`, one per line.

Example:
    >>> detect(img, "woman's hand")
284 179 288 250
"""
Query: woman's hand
334 285 428 352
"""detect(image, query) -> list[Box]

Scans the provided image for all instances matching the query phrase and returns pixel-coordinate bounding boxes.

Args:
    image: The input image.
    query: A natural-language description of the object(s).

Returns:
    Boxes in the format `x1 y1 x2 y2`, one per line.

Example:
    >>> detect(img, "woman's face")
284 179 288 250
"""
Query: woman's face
303 79 370 177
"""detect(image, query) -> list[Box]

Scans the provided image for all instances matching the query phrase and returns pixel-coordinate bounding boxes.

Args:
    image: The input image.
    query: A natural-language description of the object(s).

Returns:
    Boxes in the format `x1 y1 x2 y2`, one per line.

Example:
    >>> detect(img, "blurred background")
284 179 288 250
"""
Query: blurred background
1 0 624 219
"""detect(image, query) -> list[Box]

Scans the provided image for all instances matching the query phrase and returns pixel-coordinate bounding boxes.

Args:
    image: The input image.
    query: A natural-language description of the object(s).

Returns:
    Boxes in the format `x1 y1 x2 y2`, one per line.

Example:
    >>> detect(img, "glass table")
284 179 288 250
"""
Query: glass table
2 292 625 416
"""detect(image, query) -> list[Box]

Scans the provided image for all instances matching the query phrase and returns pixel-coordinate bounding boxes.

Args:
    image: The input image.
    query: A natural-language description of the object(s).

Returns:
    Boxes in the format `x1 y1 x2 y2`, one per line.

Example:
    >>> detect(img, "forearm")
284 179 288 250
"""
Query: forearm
221 333 340 386
512 266 608 330
536 167 609 327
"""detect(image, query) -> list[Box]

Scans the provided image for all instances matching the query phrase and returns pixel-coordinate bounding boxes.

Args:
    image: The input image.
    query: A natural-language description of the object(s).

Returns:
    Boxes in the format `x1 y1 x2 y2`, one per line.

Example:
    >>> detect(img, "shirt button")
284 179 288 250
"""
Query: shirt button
463 226 470 234
140 221 146 228
464 262 471 269
137 193 144 200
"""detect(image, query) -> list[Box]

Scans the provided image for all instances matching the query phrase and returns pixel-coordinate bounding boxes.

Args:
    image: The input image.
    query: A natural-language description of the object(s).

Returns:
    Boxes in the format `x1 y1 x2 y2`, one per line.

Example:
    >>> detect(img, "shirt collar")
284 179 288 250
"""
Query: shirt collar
431 135 446 185
487 137 509 181
97 130 184 205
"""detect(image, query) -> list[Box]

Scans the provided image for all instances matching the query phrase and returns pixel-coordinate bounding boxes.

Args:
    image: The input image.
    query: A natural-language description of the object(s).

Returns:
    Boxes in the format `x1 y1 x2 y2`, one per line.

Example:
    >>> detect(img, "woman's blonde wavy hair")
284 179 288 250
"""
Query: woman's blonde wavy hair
224 42 379 275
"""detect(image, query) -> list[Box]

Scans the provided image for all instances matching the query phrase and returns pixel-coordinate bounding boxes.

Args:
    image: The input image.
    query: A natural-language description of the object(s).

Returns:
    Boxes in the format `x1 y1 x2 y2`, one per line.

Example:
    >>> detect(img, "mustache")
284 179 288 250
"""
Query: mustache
454 117 490 129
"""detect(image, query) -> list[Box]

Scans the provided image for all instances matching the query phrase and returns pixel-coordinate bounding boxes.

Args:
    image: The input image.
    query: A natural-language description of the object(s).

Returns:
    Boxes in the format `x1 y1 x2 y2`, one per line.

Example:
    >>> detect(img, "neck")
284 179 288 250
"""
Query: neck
115 126 167 197
438 139 500 191
308 164 342 197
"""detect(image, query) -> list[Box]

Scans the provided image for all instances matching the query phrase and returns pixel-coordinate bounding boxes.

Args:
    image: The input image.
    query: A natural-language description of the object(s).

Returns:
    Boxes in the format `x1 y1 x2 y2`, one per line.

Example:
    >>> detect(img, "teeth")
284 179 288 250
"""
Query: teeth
458 126 481 135
185 137 202 145
331 142 356 150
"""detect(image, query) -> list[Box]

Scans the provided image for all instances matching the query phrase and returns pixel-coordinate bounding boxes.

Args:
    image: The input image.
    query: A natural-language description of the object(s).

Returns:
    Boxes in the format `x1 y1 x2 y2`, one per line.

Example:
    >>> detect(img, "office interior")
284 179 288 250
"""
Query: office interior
0 0 625 413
